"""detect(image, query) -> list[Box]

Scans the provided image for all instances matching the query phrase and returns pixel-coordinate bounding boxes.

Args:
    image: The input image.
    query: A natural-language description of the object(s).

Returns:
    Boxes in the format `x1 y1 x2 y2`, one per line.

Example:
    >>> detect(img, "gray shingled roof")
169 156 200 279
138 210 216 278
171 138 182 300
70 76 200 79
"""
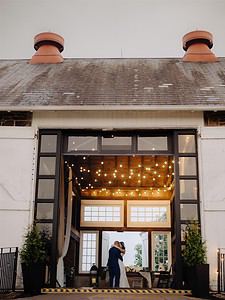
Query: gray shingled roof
1 58 225 110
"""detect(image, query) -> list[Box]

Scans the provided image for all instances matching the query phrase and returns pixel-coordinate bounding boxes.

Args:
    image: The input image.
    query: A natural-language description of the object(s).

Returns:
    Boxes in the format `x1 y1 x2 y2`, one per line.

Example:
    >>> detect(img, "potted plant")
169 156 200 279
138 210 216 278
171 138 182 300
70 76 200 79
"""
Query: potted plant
20 224 49 295
182 222 209 298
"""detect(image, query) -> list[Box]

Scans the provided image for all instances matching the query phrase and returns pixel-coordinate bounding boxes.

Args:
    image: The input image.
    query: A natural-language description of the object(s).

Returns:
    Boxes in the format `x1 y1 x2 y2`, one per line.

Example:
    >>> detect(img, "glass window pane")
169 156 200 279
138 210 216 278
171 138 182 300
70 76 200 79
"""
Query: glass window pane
138 136 168 151
36 223 52 237
68 136 98 152
181 224 188 242
40 135 57 153
180 204 198 220
130 206 168 223
179 157 197 176
38 179 55 199
180 179 197 200
36 203 54 219
178 135 196 153
83 205 121 222
152 233 170 271
102 136 131 151
39 157 56 175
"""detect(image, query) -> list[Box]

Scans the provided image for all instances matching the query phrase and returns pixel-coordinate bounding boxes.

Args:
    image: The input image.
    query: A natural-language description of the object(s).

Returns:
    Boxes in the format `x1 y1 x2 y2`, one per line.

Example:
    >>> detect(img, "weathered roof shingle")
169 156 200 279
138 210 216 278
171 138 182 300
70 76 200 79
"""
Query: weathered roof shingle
1 58 225 109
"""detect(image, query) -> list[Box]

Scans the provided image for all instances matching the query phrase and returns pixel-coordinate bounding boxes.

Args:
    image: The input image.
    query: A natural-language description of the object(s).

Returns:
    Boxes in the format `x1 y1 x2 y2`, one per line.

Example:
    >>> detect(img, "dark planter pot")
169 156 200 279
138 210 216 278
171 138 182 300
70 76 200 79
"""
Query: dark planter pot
21 262 46 295
184 264 209 298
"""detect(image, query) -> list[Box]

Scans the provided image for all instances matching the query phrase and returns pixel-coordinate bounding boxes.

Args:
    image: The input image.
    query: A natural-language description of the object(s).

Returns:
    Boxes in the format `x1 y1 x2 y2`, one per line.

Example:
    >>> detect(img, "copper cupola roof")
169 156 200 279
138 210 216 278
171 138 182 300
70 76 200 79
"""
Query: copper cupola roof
30 32 64 64
182 30 218 62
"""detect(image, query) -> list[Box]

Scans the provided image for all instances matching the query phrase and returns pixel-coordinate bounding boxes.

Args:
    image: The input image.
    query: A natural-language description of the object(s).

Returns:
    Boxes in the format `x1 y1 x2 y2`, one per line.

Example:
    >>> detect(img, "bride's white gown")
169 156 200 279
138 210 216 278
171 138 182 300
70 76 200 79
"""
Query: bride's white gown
118 257 130 288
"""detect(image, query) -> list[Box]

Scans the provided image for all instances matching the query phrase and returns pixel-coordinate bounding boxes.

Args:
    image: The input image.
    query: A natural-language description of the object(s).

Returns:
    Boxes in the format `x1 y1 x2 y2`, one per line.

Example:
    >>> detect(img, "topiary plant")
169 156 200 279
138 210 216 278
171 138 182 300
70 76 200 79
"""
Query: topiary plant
182 222 207 267
20 224 48 266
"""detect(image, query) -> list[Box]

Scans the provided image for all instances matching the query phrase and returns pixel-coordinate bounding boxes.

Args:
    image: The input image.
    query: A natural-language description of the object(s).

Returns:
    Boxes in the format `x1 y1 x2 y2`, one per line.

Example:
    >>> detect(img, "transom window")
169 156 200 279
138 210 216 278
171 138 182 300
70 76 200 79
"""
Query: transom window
80 200 124 227
130 206 167 223
127 201 171 227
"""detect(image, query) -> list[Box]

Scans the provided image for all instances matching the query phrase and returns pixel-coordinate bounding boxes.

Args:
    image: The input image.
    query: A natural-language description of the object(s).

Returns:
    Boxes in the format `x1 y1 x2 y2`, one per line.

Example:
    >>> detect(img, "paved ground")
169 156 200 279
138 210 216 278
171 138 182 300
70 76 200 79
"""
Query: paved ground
18 294 201 300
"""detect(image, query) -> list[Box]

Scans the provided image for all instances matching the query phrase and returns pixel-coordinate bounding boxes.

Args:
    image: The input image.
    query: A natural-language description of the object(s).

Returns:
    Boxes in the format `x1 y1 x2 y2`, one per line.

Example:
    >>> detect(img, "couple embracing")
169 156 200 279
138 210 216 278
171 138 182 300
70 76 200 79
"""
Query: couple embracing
107 241 130 288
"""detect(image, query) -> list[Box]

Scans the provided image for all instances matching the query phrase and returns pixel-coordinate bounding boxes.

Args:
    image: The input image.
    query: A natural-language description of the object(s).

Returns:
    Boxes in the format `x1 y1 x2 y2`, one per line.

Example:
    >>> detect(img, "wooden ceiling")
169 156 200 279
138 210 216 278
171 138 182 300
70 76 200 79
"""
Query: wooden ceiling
67 155 174 200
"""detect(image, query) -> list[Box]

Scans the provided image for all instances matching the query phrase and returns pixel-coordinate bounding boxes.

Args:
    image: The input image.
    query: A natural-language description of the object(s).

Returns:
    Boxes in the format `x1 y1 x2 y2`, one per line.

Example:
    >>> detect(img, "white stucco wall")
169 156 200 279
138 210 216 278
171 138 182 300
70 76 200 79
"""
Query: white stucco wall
0 127 37 249
0 0 225 59
199 127 225 290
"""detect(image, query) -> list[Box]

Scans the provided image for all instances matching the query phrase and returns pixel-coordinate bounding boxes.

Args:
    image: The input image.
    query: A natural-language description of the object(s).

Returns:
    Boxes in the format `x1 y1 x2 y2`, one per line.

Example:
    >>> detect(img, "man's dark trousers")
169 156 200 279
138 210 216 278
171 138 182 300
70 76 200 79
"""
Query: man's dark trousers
107 246 122 288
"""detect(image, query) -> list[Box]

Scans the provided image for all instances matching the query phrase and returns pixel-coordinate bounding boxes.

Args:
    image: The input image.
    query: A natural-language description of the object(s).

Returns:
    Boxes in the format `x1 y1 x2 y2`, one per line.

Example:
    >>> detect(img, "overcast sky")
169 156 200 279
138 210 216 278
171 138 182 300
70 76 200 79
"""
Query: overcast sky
0 0 225 59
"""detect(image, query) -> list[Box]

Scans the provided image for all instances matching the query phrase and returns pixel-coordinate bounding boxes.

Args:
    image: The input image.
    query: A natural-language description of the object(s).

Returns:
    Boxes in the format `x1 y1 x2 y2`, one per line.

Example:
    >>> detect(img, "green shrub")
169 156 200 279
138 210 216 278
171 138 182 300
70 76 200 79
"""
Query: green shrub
182 222 207 267
20 225 48 266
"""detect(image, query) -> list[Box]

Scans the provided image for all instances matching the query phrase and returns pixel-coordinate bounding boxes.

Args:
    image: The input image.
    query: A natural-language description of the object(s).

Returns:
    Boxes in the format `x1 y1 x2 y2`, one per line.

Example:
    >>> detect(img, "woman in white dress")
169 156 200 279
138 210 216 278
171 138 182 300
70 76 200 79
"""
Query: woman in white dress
118 242 130 288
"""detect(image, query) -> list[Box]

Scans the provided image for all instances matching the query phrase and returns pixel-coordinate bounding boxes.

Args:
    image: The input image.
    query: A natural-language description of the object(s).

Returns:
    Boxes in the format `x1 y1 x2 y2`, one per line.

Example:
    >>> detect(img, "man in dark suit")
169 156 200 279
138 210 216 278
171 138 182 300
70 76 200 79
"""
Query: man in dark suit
107 241 123 287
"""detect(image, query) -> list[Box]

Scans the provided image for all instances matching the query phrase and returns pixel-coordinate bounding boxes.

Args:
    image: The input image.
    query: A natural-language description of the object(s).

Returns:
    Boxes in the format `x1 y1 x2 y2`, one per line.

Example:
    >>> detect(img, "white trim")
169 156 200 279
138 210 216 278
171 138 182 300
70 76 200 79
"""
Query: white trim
151 231 172 272
127 200 171 228
79 230 99 274
1 105 225 111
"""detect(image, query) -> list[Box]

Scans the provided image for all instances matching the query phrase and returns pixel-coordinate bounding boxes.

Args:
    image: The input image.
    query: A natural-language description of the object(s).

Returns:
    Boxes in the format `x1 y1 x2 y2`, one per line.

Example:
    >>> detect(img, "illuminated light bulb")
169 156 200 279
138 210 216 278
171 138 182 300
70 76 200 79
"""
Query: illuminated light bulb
104 173 107 177
169 166 172 169
167 174 170 177
75 177 78 180
139 193 141 196
83 168 86 171
153 178 156 181
96 171 98 174
86 187 88 189
98 169 101 172
144 191 147 195
112 193 115 196
94 179 98 182
123 181 126 184
88 169 90 173
138 164 142 168
152 147 155 151
154 171 157 174
101 161 104 165
143 175 146 179
155 163 158 167
130 192 134 196
82 189 85 192
98 174 101 177
164 189 166 192
158 189 160 192
164 184 166 188
138 174 141 177
172 160 175 164
121 174 124 178
172 172 174 175
71 163 74 167
83 156 86 160
164 161 168 164
89 183 91 186
114 170 117 173
158 175 161 178
81 177 84 180
78 183 81 186
130 169 133 173
91 186 94 189
120 164 123 168
91 148 95 151
108 181 112 184
65 161 67 164
136 189 139 192
138 180 141 183
150 187 153 190
128 176 131 179
125 194 128 196
162 165 165 168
